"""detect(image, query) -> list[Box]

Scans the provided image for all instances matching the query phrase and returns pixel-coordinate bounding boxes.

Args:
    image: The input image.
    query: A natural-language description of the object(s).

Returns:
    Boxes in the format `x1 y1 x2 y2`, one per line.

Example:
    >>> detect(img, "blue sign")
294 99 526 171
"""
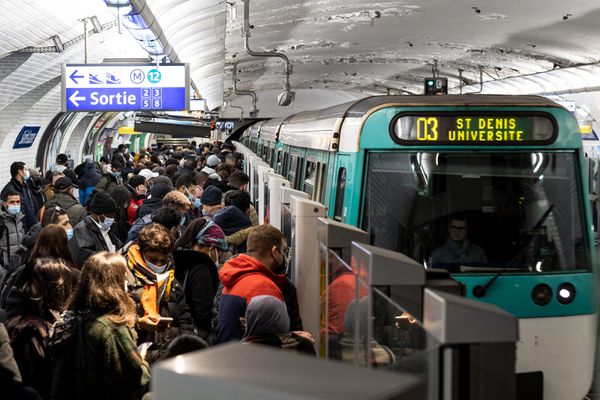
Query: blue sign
13 126 40 149
62 64 189 112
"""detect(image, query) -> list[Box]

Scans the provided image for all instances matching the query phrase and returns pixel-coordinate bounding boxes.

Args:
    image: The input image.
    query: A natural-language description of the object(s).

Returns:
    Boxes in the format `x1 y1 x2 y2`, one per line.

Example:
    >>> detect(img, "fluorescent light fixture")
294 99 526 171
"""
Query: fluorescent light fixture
90 16 103 33
51 35 64 52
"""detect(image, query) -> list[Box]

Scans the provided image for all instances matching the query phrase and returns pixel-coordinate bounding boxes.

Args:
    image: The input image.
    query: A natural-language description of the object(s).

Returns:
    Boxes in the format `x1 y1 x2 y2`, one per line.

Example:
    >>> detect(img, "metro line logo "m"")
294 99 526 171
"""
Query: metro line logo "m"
130 69 145 84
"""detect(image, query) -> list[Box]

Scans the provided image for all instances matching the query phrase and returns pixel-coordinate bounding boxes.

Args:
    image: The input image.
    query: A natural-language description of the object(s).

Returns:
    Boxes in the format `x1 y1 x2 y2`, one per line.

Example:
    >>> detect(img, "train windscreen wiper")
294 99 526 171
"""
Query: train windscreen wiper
473 204 555 298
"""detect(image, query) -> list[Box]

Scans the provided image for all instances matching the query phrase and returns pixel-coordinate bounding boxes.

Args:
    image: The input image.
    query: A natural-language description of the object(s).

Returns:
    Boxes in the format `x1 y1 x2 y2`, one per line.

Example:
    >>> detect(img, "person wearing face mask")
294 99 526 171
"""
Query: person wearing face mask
174 174 198 226
95 160 124 192
2 162 40 231
0 191 24 271
69 190 122 268
173 218 228 340
44 177 86 226
54 153 81 187
124 223 194 362
214 224 292 344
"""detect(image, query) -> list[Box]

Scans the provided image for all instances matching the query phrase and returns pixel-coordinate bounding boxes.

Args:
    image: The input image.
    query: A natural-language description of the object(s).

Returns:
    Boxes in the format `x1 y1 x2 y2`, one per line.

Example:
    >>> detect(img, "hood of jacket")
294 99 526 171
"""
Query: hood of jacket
212 206 252 236
49 191 79 209
219 254 286 290
172 249 216 274
137 197 162 218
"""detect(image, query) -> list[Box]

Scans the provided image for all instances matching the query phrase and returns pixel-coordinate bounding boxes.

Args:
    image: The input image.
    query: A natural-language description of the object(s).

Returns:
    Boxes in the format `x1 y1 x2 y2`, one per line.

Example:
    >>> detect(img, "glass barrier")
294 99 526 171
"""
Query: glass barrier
320 247 440 399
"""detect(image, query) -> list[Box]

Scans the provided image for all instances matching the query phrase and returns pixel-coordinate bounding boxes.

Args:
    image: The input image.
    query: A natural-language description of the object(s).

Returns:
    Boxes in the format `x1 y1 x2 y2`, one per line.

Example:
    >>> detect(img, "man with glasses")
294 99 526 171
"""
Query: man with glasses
429 214 487 272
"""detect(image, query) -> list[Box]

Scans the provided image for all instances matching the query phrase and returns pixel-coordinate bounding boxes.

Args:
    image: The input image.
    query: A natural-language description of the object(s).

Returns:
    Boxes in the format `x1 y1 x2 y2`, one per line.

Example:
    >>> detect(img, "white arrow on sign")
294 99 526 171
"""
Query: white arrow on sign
69 90 86 107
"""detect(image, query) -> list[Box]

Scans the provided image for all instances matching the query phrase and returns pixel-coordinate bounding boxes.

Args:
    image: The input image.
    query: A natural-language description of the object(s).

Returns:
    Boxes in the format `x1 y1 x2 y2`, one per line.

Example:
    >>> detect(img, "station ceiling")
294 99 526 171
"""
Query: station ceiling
1 0 600 111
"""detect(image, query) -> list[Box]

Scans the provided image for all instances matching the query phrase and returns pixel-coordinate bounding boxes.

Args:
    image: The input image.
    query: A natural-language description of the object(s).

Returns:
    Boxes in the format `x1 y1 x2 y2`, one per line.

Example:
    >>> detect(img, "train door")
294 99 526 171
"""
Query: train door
330 154 350 223
287 147 306 190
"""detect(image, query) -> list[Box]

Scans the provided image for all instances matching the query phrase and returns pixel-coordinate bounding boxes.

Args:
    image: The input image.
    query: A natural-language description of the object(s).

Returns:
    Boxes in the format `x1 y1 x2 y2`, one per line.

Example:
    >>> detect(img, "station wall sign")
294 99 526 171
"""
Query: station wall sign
61 64 189 112
13 126 40 149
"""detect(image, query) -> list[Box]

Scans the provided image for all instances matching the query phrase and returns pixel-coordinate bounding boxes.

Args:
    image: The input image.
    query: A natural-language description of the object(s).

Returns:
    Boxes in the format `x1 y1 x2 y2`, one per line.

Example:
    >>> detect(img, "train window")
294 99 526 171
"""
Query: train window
276 149 284 173
288 155 298 189
317 163 327 203
304 160 317 199
363 151 589 273
333 167 346 221
282 152 290 177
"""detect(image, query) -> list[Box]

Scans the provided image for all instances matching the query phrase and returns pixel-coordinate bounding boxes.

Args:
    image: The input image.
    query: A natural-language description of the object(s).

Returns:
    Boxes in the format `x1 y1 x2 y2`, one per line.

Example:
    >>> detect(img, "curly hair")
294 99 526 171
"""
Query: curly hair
138 223 174 254
23 257 72 315
69 252 136 326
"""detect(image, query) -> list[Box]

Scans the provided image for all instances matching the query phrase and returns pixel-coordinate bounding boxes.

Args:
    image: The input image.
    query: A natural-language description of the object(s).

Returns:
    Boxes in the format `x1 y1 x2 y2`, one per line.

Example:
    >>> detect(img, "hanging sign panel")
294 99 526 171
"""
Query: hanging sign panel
61 64 189 112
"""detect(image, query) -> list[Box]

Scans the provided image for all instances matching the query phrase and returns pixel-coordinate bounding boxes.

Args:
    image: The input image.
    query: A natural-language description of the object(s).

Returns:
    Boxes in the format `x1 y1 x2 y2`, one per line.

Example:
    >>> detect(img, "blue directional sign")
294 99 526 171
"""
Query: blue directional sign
61 64 189 112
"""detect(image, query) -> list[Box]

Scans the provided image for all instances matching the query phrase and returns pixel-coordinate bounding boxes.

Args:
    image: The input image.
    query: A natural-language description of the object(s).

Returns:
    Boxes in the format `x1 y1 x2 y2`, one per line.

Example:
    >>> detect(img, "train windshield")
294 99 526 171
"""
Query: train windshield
363 151 590 273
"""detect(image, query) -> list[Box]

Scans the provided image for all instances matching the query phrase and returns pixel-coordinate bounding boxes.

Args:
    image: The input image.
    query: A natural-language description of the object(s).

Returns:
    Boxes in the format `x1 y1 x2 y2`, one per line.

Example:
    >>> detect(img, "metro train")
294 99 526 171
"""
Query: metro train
237 95 597 400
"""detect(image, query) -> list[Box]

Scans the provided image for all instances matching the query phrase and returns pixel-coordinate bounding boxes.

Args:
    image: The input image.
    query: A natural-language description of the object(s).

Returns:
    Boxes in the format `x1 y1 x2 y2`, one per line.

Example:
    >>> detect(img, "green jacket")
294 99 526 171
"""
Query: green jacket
49 313 150 400
45 191 86 226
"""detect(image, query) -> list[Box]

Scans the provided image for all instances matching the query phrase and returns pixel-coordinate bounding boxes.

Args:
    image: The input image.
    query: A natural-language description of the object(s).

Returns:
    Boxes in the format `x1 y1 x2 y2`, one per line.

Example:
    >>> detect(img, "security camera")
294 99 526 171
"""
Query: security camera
249 109 259 117
277 90 295 106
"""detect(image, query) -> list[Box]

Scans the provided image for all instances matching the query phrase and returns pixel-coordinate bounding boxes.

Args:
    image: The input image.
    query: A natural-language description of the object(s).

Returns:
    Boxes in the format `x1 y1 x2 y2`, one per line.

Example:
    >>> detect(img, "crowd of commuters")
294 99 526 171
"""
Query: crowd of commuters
0 142 314 400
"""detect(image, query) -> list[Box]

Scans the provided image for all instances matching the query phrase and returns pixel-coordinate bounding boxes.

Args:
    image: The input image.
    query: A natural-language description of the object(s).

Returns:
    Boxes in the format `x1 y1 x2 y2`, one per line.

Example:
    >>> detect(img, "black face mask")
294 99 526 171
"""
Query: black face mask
274 248 290 275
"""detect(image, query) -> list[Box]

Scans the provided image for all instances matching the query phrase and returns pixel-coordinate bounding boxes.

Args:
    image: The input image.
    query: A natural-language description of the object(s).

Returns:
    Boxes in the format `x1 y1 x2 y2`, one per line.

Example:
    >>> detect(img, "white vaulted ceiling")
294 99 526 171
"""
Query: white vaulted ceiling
145 0 226 111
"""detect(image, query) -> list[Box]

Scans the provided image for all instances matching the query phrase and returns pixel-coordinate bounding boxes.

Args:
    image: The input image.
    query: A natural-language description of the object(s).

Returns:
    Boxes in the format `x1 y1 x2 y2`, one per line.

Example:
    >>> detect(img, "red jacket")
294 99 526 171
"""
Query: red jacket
127 198 144 225
215 254 286 343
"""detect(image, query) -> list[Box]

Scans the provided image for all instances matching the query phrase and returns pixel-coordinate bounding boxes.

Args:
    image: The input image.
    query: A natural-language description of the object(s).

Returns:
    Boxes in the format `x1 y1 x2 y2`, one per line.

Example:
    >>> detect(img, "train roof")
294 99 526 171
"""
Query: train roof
253 95 566 152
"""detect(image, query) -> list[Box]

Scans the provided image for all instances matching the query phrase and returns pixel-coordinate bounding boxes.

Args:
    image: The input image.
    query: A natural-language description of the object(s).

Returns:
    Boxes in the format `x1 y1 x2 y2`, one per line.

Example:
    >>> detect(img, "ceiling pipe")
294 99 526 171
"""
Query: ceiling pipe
232 63 259 117
227 100 244 121
241 0 295 106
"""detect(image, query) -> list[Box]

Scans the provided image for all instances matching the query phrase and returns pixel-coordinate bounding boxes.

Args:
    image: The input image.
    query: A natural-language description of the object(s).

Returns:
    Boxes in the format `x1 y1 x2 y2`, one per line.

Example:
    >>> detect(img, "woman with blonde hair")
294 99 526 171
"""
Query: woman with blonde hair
49 252 150 400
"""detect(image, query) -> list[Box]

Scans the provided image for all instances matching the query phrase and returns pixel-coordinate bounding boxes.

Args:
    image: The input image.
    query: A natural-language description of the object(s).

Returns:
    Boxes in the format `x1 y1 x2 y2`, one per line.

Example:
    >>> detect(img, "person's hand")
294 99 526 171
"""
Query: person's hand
292 331 315 344
138 315 160 332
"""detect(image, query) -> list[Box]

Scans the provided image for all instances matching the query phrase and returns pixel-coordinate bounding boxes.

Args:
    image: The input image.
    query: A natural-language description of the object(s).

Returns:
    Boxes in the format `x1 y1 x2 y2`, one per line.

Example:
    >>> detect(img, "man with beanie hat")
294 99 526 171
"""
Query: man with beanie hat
69 190 122 268
200 185 223 219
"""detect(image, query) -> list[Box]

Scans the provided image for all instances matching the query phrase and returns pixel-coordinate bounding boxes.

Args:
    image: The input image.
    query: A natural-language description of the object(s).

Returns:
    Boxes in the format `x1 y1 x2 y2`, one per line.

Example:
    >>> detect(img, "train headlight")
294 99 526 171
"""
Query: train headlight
532 284 552 306
557 283 576 305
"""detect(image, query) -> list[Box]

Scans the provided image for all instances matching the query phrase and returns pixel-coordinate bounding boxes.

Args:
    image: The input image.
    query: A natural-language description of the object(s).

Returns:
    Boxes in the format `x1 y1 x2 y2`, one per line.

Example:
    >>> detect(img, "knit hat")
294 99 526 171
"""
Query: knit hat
129 175 146 188
196 220 228 250
89 190 117 214
201 185 222 206
213 206 252 236
207 155 221 167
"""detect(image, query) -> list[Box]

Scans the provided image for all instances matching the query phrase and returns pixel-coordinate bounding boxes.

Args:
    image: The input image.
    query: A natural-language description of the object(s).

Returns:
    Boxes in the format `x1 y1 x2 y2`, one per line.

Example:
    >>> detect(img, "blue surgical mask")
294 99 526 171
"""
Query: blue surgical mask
7 205 20 216
193 198 202 209
66 228 74 241
180 216 186 226
99 216 114 232
145 258 168 274
113 172 120 178
23 170 30 181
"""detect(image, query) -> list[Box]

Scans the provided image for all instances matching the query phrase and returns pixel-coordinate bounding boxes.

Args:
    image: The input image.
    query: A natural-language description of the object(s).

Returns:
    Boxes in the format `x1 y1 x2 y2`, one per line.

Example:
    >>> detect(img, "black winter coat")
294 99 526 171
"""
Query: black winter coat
69 216 122 269
127 271 194 363
172 250 219 340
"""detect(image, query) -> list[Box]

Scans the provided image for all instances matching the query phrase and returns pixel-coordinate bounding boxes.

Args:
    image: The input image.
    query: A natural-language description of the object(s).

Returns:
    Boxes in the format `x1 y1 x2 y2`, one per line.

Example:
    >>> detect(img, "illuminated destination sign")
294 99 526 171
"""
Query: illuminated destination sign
392 113 556 144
